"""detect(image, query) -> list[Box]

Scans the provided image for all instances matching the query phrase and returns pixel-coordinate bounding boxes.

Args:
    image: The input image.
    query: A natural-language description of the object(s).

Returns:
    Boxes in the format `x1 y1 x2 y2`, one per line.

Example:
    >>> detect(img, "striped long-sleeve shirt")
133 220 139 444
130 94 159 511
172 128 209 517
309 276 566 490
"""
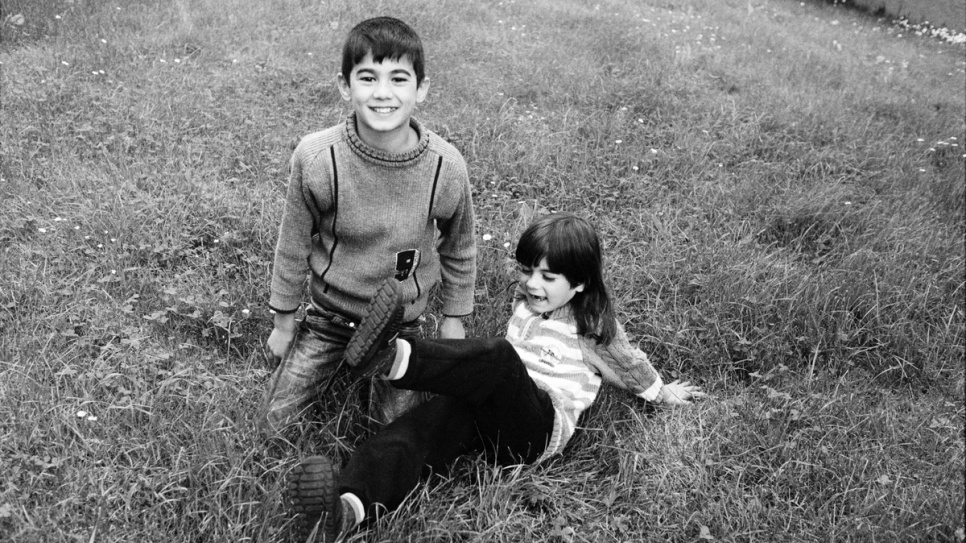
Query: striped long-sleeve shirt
504 288 664 460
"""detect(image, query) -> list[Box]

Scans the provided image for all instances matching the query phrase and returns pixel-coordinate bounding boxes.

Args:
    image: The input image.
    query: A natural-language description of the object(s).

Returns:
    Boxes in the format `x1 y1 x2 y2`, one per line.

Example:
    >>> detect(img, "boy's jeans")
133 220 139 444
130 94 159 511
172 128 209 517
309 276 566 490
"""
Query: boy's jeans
257 304 424 436
337 337 555 518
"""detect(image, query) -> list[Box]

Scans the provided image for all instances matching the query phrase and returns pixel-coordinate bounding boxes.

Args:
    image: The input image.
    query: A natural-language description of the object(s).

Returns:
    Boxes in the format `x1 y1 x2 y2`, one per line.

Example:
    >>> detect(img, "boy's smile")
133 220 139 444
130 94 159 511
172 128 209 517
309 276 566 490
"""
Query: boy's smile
338 53 429 154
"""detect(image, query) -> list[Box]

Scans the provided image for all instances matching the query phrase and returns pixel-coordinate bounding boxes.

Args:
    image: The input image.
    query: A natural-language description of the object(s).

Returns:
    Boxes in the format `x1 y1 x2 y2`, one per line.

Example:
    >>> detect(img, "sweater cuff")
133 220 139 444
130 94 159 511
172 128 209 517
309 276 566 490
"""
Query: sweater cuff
635 374 664 402
441 298 475 319
268 292 302 314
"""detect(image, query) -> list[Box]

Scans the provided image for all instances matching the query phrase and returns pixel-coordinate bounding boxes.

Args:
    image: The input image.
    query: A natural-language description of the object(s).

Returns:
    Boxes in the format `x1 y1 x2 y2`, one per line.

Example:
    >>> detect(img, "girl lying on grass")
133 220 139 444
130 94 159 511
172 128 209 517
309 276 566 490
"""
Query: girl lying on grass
288 212 705 542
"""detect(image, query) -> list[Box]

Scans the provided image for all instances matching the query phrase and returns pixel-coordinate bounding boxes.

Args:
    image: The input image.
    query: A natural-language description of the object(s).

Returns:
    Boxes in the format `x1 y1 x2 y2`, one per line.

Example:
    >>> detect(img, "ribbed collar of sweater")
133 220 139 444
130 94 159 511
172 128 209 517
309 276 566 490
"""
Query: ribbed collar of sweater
344 113 430 167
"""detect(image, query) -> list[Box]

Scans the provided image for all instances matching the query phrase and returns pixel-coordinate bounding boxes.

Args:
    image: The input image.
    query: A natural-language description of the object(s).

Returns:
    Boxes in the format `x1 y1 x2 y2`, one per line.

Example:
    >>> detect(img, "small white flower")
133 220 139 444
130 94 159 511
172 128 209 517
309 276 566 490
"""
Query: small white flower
100 39 107 44
844 201 852 206
87 415 98 421
503 242 510 248
615 140 622 144
482 234 493 241
76 410 88 418
39 228 48 233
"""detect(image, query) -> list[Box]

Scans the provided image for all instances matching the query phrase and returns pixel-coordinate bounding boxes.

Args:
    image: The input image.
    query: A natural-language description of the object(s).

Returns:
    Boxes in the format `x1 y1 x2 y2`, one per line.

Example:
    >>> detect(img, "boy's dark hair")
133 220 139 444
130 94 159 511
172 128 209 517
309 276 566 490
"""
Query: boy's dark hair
342 17 425 85
515 212 617 345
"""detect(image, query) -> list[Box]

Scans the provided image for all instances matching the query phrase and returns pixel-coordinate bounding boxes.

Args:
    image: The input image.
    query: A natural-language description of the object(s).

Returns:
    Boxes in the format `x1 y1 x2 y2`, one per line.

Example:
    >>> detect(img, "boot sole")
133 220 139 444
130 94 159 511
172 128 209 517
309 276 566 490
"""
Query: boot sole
344 279 402 379
289 455 339 541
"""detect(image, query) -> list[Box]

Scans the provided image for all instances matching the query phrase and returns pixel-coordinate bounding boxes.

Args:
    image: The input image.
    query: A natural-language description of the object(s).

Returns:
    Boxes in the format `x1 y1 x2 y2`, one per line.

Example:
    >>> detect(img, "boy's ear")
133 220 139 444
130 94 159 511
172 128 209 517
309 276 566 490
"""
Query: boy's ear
574 283 585 293
416 76 430 103
337 73 351 101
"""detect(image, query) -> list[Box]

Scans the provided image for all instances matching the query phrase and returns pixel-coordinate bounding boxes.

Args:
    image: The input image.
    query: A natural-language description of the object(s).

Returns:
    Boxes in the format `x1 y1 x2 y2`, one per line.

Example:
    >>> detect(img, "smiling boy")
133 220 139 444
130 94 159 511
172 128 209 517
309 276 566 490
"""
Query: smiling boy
259 17 478 436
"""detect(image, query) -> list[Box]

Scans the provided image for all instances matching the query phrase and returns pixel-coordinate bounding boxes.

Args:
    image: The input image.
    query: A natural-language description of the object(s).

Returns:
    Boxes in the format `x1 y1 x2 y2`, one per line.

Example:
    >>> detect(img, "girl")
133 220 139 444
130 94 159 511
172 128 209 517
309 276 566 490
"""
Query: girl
289 212 704 543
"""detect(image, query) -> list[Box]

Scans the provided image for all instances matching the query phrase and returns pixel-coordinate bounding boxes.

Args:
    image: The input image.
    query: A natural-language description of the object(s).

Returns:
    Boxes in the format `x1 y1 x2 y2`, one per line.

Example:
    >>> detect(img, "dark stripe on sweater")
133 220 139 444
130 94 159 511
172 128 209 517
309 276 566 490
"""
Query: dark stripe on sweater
428 156 442 217
318 147 340 291
413 156 444 299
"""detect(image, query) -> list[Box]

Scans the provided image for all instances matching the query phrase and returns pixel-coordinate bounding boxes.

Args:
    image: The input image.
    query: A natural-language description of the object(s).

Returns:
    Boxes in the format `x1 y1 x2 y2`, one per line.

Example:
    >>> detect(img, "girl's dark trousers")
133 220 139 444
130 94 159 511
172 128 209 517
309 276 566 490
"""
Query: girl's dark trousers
337 337 556 519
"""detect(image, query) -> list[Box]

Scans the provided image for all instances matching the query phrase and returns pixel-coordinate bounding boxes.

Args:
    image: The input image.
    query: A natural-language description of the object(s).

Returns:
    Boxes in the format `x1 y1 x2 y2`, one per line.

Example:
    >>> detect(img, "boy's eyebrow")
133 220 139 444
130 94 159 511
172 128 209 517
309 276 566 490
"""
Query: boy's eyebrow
353 66 414 77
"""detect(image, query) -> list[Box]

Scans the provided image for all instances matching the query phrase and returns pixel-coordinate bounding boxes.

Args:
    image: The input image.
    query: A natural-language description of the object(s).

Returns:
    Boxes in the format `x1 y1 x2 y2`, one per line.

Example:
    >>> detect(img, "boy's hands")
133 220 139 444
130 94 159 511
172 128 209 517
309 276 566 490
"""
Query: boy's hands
439 316 466 339
657 380 705 405
264 312 297 367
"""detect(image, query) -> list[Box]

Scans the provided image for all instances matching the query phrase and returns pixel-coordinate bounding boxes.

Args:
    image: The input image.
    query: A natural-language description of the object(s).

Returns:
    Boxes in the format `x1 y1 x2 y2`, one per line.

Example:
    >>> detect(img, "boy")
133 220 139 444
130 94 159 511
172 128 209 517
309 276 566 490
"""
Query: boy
259 16 477 436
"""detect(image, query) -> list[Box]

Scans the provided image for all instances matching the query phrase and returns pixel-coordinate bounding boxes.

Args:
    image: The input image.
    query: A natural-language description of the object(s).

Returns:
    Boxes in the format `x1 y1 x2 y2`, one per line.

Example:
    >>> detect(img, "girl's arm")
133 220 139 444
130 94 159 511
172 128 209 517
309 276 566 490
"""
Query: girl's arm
582 322 663 401
584 321 704 405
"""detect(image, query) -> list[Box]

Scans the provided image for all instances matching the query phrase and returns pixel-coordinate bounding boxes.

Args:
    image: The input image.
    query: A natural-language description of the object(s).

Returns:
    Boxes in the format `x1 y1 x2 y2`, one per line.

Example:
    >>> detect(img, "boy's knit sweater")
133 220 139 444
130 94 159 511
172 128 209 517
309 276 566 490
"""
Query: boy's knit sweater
505 286 664 460
269 114 477 322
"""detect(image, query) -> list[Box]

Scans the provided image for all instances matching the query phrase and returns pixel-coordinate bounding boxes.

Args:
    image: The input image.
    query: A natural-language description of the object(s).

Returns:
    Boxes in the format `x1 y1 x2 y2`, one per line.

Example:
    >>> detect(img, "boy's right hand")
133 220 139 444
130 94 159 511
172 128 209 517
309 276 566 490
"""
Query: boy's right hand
265 313 297 367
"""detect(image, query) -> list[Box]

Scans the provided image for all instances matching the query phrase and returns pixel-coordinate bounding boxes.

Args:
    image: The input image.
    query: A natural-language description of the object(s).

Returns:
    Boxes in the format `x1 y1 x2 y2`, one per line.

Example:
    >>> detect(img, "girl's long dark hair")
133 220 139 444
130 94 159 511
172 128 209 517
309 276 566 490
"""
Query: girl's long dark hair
515 212 617 345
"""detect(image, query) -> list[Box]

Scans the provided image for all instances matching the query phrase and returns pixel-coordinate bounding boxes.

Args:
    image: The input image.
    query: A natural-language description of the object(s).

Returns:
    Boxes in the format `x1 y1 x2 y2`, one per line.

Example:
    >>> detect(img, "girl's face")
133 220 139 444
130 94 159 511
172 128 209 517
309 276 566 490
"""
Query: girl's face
518 257 585 314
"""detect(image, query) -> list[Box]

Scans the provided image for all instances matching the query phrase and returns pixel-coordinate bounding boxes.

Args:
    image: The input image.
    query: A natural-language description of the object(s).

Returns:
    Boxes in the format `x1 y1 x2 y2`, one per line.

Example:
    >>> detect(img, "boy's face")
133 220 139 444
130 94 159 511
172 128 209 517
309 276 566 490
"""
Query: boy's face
338 53 429 147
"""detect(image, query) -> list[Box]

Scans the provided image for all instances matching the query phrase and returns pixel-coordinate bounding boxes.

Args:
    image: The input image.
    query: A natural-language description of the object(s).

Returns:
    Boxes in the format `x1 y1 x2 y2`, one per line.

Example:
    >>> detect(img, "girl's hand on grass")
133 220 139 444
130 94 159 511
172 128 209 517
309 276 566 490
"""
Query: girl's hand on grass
658 380 705 405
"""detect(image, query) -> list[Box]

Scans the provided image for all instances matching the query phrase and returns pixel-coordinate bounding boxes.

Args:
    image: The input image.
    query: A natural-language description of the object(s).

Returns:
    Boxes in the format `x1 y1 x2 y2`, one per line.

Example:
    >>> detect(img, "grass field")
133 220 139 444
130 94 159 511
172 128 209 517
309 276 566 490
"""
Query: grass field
1 0 964 541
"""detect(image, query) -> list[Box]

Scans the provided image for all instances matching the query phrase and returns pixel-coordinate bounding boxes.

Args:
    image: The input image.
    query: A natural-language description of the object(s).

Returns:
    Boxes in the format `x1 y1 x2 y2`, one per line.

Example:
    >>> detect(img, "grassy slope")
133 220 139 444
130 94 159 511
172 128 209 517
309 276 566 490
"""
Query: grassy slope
1 0 963 541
